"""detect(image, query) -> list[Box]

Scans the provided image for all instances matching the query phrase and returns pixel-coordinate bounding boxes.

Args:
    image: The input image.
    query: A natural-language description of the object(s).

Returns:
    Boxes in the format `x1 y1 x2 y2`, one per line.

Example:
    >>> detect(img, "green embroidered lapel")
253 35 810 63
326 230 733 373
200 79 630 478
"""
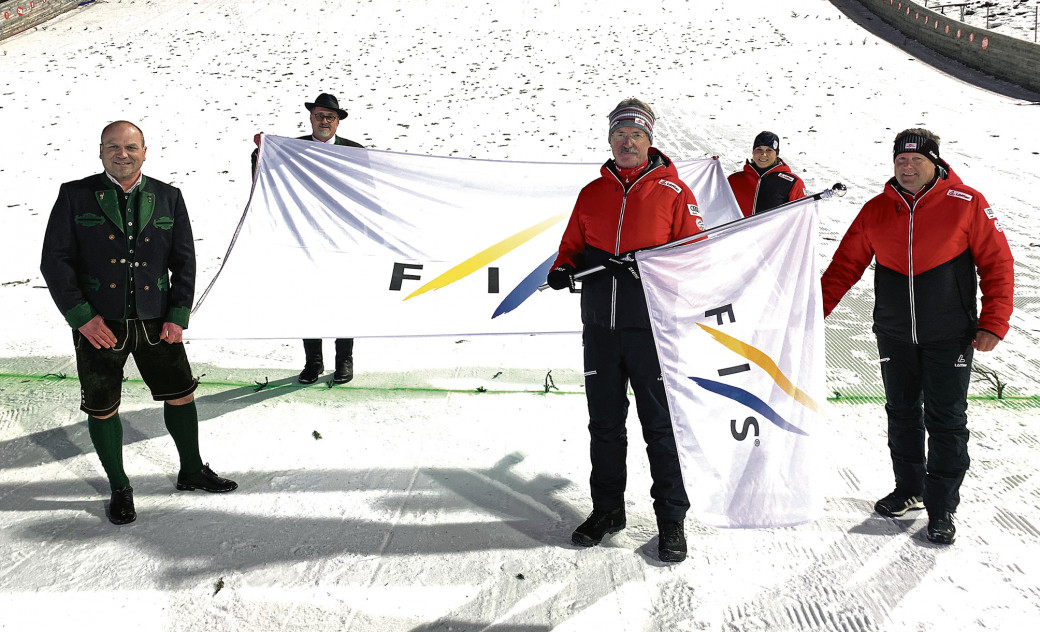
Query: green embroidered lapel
136 176 155 229
94 188 123 234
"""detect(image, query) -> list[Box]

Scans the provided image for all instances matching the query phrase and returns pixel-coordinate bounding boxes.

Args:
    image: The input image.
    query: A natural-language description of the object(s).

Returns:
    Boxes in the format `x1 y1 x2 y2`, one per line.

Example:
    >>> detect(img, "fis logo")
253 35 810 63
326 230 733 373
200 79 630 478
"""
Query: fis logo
689 304 818 444
387 213 568 318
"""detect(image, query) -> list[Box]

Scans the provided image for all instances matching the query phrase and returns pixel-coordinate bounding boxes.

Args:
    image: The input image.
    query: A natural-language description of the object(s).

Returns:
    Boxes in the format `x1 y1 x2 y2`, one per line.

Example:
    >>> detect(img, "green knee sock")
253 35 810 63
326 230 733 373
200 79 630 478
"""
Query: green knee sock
87 414 130 491
164 401 204 474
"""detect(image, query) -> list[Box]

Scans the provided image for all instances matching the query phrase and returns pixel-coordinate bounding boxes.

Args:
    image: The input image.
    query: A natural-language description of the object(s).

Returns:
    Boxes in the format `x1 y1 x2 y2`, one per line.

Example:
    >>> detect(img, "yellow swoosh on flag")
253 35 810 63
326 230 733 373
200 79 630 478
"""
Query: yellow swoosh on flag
697 323 820 413
404 213 568 300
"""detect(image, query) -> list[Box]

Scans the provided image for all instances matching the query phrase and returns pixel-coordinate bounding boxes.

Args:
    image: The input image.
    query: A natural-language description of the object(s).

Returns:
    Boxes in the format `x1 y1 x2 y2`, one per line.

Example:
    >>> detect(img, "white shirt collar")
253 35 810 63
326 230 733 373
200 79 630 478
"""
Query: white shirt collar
312 135 337 144
105 171 143 193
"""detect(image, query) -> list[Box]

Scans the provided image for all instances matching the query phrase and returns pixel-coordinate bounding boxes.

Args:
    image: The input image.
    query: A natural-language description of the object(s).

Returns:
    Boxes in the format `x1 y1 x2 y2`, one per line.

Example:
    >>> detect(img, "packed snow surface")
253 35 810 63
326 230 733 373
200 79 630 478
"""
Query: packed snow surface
1 1 1039 630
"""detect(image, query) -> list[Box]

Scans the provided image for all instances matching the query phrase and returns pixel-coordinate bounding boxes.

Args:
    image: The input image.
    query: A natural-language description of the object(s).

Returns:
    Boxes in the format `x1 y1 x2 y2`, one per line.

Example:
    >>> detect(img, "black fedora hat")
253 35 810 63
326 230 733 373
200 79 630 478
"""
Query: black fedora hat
305 93 348 120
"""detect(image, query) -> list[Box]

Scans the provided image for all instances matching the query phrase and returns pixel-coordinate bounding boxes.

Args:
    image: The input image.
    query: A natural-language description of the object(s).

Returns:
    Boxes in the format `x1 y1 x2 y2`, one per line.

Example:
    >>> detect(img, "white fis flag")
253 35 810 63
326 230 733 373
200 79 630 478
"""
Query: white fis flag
637 200 825 528
189 135 741 339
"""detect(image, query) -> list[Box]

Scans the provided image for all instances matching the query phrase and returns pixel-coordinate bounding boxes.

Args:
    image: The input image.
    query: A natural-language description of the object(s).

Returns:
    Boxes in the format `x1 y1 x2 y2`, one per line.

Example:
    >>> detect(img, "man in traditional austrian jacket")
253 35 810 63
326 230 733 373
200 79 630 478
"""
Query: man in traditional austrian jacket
41 121 237 526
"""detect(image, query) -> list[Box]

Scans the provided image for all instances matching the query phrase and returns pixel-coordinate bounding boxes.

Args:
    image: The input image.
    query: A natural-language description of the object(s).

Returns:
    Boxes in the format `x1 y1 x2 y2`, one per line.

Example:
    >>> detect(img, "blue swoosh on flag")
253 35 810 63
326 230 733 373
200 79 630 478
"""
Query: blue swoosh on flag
689 376 809 436
491 253 557 318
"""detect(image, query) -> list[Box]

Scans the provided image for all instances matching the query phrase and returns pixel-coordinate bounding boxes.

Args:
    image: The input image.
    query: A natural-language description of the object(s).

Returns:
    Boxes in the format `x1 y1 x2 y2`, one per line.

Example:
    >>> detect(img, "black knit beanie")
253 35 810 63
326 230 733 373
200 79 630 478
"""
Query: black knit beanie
894 132 950 178
753 131 780 153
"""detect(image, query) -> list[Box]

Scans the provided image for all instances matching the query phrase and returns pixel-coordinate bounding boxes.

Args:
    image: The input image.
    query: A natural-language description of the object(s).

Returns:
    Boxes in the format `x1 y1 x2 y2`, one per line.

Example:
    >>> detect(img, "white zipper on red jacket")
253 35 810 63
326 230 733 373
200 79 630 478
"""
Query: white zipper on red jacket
608 164 659 330
895 179 939 344
752 162 782 215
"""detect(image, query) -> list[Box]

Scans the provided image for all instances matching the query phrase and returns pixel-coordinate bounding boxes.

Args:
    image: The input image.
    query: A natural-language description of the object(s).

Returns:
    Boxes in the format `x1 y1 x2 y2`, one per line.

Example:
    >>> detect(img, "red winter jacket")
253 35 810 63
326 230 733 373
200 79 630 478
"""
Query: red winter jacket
553 149 703 329
728 159 806 217
821 168 1014 343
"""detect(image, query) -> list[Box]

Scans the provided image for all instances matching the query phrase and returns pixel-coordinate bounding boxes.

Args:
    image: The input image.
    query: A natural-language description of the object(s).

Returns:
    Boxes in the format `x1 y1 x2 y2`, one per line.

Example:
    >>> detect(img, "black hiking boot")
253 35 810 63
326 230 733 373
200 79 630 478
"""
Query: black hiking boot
571 508 625 546
657 519 687 563
927 511 956 545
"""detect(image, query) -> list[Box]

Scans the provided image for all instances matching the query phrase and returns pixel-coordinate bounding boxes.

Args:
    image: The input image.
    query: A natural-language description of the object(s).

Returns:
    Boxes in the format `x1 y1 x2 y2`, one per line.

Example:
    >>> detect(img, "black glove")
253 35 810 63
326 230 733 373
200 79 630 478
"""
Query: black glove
546 264 576 291
604 251 640 280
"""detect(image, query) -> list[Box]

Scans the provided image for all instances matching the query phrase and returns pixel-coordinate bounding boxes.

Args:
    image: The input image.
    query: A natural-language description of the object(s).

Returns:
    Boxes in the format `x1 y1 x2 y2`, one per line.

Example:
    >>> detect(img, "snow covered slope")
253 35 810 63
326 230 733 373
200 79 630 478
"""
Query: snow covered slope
1 1 1038 630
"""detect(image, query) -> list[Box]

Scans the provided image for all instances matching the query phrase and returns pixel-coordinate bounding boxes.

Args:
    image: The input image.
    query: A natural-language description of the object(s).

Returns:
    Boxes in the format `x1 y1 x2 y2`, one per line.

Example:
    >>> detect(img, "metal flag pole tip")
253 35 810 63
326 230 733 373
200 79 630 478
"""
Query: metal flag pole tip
821 182 847 199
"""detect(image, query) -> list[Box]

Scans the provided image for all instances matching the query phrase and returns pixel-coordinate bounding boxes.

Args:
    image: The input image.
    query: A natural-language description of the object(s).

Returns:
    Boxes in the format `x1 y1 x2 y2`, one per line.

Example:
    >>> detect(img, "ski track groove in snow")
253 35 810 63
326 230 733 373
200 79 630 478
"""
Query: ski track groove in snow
992 507 1040 537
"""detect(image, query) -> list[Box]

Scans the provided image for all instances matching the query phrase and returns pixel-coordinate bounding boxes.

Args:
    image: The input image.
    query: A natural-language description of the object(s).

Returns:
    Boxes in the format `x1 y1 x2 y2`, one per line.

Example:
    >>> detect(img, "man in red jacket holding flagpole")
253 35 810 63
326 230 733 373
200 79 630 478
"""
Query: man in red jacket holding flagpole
547 98 703 563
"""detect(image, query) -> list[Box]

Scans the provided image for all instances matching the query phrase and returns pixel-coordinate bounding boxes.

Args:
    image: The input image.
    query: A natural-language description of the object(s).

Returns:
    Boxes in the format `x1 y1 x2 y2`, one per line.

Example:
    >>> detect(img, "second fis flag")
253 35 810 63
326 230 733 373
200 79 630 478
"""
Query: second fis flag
637 199 825 528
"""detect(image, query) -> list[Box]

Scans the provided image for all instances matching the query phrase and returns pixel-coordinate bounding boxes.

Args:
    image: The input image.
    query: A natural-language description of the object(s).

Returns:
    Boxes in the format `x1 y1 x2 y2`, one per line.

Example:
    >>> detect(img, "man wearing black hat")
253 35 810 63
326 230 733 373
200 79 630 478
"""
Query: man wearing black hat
821 128 1014 545
41 120 238 525
546 98 702 563
727 131 806 217
251 93 365 385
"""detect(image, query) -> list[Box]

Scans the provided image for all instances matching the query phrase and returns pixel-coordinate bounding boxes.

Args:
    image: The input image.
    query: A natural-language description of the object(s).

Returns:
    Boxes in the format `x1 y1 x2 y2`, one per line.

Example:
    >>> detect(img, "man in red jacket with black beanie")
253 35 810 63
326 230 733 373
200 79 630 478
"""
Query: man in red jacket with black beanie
546 98 704 563
821 128 1014 545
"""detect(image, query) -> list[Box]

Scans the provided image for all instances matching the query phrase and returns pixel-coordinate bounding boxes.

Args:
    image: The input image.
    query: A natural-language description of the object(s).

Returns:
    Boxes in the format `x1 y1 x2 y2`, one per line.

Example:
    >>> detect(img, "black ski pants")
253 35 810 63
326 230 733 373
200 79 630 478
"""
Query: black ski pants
582 324 690 523
876 334 973 517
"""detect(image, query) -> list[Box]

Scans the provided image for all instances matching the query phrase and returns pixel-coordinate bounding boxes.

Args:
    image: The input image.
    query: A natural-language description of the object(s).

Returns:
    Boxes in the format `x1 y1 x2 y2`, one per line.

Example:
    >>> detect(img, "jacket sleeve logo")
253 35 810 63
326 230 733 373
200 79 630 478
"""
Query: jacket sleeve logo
687 204 701 216
947 190 973 201
658 179 682 194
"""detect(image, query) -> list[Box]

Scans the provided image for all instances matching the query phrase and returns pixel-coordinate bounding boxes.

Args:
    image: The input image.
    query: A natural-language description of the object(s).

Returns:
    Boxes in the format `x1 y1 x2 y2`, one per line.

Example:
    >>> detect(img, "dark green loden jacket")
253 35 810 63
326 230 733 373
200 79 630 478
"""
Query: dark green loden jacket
40 173 196 330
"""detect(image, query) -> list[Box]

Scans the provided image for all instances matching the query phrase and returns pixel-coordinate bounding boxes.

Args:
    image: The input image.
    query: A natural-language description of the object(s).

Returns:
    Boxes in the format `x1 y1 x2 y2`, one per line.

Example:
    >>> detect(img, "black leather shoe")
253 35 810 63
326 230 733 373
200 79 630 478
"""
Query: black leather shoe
927 511 956 545
333 356 353 384
298 360 324 384
658 519 687 563
176 464 238 493
572 508 625 546
109 486 136 525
